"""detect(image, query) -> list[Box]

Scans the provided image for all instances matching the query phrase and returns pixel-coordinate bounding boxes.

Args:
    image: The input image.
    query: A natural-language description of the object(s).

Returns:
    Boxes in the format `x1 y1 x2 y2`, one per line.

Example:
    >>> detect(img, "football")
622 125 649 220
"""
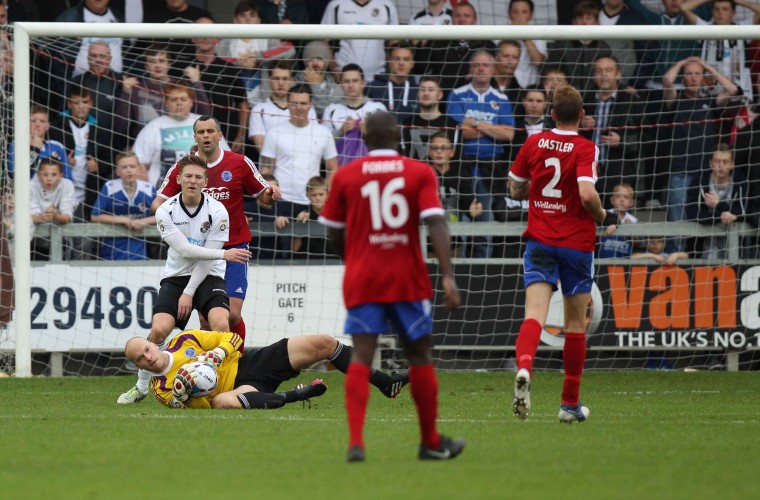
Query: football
187 362 218 398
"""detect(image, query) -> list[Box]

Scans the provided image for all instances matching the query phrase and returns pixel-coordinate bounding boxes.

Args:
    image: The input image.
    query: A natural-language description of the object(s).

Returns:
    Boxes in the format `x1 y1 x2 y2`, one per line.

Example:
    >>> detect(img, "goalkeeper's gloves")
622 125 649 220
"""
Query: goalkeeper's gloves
197 347 227 368
169 396 187 409
172 364 198 403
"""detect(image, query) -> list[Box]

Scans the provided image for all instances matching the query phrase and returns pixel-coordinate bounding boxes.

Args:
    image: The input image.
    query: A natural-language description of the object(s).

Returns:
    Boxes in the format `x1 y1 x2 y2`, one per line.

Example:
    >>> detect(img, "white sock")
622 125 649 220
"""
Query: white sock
136 369 151 392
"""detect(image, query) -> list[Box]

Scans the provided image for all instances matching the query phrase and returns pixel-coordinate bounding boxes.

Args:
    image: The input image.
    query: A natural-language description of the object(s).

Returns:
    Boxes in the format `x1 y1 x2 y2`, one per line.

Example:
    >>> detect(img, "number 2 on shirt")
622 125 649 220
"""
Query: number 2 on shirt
542 157 562 199
361 178 409 230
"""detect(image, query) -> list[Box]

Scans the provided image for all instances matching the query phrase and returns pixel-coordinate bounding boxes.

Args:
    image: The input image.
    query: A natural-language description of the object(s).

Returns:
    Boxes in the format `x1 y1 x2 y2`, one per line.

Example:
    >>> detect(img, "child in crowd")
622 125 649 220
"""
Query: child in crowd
293 176 336 259
90 151 157 260
632 236 689 265
30 158 77 260
248 174 288 260
427 132 478 257
8 105 73 180
598 183 640 258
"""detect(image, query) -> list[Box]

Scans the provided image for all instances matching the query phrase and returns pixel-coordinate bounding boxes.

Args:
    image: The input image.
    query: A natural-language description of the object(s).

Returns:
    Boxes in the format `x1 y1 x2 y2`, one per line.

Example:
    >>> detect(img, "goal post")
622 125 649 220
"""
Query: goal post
7 21 760 377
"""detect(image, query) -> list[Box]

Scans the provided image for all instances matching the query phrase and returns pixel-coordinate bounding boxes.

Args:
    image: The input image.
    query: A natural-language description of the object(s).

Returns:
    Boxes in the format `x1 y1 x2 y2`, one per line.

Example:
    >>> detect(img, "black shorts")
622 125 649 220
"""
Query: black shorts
153 275 229 330
233 338 300 393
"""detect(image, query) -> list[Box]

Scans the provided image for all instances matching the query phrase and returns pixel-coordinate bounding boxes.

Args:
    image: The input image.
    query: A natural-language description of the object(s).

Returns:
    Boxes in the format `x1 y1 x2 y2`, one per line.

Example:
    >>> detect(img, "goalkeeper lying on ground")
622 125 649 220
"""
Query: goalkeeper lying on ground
124 330 408 409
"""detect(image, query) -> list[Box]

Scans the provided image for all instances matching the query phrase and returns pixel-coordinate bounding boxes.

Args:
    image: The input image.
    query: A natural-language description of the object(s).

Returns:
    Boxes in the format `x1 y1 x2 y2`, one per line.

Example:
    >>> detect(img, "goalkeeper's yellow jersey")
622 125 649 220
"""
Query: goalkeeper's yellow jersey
150 330 243 409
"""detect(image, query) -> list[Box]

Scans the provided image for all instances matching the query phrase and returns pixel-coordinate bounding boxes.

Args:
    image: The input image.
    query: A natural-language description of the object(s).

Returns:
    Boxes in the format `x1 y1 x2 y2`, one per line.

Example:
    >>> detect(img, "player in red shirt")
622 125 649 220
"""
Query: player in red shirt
508 85 612 423
319 112 464 462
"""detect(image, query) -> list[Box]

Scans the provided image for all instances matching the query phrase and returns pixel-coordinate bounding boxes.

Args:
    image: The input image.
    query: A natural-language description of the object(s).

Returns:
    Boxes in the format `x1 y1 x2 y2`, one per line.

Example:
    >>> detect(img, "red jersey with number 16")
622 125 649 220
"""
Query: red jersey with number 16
157 150 269 247
509 128 600 252
319 150 445 309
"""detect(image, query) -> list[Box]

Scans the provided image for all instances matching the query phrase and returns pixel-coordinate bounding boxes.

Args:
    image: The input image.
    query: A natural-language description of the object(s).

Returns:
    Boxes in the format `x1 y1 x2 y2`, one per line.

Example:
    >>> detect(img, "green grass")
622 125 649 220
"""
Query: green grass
1 372 758 500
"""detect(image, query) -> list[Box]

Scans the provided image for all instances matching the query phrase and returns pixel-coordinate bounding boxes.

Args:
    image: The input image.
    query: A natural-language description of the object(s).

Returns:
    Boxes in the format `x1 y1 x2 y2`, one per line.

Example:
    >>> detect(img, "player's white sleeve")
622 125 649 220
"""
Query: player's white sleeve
183 240 224 297
163 232 225 260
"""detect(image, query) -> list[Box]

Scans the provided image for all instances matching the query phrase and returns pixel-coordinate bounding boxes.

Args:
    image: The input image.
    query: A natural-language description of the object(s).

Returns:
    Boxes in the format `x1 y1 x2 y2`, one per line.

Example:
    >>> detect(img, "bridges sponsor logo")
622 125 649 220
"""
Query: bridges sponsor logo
204 187 230 200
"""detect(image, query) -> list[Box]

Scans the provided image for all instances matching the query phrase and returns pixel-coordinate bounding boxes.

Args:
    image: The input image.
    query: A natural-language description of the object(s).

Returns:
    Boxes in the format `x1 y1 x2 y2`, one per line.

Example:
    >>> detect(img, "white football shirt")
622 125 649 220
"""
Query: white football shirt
261 120 338 205
156 193 230 279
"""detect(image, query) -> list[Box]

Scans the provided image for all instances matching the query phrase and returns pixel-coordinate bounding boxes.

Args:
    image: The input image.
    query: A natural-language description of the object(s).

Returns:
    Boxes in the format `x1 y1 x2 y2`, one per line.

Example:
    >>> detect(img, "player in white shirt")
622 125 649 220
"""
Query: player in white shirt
321 0 398 82
117 155 251 404
261 84 339 209
133 82 230 188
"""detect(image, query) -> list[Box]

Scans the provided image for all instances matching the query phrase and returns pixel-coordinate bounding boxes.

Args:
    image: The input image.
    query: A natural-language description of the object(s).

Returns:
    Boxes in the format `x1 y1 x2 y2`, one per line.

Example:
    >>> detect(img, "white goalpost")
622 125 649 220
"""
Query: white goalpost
7 21 760 377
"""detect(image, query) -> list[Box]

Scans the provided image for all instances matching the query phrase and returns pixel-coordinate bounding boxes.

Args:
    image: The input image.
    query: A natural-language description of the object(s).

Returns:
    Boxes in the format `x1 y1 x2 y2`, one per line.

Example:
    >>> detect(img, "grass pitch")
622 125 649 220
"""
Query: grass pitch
0 371 757 500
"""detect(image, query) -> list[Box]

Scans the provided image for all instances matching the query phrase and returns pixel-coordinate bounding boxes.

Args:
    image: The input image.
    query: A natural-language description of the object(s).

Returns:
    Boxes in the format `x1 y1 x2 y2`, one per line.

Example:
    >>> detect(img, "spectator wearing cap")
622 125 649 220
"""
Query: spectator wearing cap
295 41 343 116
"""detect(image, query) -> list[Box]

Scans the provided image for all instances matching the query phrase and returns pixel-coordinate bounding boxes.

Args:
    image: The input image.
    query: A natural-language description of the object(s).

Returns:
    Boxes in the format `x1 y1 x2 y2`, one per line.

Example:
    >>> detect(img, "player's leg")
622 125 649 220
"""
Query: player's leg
343 304 385 462
118 314 175 404
393 301 465 460
558 292 591 423
206 307 231 333
557 247 594 423
286 335 408 398
513 240 558 419
195 275 232 335
224 252 249 353
211 383 327 409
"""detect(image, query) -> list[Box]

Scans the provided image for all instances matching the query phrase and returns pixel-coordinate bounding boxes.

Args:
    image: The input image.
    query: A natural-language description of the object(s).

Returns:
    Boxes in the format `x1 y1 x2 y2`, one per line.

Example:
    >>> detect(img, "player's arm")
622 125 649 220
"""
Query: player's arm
151 195 168 214
161 232 250 262
509 178 529 200
199 330 243 360
578 180 608 224
176 240 225 320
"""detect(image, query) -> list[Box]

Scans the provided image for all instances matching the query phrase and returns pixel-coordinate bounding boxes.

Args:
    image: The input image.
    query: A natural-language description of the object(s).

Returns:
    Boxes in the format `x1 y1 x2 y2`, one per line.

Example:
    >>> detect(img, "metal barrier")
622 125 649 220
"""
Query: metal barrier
31 219 759 262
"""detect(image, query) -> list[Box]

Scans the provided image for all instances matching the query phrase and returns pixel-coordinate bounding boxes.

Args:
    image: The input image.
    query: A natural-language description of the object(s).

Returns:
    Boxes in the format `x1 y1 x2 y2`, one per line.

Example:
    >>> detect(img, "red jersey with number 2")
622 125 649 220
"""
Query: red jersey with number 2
509 129 600 252
158 150 269 247
319 150 445 309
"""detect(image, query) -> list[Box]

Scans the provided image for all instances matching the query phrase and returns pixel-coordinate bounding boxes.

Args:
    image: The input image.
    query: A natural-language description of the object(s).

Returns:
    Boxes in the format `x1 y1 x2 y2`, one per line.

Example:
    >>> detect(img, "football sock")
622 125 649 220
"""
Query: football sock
135 368 151 392
410 364 440 450
345 362 371 448
328 341 352 371
238 391 285 409
516 318 542 374
562 332 587 406
230 318 246 354
329 342 390 391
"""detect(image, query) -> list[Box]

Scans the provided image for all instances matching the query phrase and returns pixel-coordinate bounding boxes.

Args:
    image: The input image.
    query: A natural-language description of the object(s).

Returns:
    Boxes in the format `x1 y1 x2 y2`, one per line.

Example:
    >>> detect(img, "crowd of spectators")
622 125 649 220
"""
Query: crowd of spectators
2 0 760 261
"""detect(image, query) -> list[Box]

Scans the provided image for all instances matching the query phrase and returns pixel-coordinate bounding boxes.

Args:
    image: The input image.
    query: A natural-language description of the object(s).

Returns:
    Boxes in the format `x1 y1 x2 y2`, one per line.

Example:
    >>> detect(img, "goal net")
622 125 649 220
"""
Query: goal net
3 13 760 378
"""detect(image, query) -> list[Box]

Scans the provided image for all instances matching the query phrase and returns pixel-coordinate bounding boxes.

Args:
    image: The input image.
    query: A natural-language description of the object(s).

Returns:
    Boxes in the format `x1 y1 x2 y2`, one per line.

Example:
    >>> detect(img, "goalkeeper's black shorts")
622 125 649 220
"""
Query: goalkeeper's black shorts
233 338 300 393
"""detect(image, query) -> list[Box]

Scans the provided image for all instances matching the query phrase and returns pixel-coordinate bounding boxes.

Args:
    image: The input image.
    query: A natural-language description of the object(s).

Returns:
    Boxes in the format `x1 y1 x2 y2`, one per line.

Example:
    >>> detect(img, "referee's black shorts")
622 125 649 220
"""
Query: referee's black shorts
233 338 300 393
153 275 229 330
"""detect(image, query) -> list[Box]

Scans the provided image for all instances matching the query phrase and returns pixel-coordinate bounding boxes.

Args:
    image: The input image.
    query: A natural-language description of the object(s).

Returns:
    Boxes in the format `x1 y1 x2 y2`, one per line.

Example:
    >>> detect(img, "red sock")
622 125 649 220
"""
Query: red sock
229 318 246 354
562 332 587 406
516 318 542 374
345 362 371 449
410 364 440 449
